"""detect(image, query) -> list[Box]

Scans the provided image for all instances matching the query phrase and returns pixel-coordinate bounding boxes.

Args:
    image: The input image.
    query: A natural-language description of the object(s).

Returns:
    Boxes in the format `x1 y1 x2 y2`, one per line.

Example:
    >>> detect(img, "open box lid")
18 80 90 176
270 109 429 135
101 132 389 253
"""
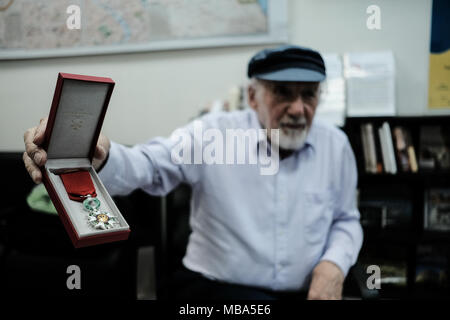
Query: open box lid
44 73 115 162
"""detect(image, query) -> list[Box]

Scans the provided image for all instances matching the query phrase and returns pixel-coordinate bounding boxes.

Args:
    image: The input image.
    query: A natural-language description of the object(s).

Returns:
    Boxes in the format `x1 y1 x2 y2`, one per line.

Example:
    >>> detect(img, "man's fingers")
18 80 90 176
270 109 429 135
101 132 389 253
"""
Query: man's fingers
94 144 106 160
24 140 46 166
24 127 39 159
24 126 47 166
23 126 36 145
23 152 42 184
23 118 48 183
33 117 48 145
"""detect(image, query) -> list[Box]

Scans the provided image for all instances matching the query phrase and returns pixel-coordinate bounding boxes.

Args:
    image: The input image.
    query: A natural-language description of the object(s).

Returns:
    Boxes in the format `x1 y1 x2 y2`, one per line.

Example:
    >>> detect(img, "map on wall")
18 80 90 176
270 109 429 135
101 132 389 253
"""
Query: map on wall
0 0 288 60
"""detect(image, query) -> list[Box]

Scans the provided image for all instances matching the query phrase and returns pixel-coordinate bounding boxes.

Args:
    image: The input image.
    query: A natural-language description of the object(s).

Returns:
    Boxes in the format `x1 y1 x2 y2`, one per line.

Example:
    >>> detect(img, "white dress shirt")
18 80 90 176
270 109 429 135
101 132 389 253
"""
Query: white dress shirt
99 108 363 291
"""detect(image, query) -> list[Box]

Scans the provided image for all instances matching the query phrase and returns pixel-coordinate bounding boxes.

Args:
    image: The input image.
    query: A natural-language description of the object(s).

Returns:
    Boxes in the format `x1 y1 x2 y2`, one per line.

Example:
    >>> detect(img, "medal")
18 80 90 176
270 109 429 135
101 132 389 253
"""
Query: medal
60 171 118 230
87 210 117 230
83 194 118 230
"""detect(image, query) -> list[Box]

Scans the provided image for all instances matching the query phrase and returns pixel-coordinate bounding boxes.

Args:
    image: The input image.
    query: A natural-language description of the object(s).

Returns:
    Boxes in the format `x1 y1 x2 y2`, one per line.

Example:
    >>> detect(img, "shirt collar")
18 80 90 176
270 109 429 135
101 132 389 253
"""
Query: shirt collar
304 119 316 152
247 108 266 143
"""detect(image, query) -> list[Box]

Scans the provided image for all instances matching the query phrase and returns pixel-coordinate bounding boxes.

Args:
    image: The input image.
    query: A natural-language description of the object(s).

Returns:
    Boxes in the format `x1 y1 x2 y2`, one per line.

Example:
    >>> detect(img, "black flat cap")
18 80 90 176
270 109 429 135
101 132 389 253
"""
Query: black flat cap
248 45 326 82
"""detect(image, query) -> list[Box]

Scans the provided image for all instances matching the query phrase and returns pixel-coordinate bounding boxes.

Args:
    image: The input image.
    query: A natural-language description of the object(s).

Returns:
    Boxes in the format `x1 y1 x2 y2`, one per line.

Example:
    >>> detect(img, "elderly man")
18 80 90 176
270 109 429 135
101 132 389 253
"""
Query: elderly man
23 45 363 300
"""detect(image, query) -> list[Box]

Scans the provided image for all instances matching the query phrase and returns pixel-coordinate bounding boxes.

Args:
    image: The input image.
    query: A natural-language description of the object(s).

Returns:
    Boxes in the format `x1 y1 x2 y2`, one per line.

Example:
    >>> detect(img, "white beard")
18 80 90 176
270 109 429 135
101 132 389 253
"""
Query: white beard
268 115 309 151
277 126 308 150
264 115 309 151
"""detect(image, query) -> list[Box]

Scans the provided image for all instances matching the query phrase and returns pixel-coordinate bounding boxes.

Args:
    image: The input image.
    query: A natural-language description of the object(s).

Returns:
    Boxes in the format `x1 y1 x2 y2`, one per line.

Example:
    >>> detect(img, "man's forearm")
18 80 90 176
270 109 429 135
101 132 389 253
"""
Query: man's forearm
308 260 345 300
319 217 363 277
97 141 155 196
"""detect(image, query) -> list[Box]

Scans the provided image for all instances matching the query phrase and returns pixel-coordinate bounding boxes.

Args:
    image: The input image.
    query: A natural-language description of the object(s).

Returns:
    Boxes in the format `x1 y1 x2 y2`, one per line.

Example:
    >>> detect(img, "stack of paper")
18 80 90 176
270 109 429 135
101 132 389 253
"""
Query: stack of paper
316 53 346 127
344 51 396 116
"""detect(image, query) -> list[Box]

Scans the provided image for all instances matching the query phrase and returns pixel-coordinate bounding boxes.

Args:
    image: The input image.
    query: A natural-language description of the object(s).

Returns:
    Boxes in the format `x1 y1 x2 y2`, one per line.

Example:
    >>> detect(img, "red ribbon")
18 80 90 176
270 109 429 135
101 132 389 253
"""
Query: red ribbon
60 171 97 202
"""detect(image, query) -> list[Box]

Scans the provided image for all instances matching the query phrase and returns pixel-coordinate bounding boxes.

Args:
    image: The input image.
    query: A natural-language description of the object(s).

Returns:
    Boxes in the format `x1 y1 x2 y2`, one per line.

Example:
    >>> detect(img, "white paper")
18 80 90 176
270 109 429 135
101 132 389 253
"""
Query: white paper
344 51 396 116
316 53 346 127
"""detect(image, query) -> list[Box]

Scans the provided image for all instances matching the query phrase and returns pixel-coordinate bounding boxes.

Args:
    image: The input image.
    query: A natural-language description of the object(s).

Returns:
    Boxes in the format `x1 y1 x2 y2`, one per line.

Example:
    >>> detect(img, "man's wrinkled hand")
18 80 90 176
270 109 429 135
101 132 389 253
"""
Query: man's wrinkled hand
23 117 111 184
307 260 345 300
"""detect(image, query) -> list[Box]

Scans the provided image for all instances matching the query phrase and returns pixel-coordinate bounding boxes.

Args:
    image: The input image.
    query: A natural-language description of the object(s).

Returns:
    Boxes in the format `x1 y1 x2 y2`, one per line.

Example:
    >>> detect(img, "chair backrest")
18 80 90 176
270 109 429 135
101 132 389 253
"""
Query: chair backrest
165 183 192 275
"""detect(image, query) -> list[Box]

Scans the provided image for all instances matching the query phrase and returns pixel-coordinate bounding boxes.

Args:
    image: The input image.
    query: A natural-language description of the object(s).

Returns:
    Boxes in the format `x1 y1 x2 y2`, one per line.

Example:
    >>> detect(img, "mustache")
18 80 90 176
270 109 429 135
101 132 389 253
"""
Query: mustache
280 117 307 127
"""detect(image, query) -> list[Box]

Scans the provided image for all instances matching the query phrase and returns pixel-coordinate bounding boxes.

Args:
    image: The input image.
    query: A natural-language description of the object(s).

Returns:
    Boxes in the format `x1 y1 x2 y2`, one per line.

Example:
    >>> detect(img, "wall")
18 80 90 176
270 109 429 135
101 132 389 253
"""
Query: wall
1 0 446 151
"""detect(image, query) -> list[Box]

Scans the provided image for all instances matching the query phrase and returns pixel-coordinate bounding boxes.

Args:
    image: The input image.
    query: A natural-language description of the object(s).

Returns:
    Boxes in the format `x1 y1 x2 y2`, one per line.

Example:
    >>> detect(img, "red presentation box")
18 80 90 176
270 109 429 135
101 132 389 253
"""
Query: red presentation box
41 72 130 248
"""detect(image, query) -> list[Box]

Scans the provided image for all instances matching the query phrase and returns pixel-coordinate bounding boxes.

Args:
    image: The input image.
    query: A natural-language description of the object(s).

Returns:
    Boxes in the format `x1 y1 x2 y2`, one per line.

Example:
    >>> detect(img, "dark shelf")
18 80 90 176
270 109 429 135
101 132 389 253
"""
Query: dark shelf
362 228 450 245
419 230 450 243
343 115 450 299
362 228 417 245
412 287 450 299
377 285 410 299
359 171 450 185
345 115 450 125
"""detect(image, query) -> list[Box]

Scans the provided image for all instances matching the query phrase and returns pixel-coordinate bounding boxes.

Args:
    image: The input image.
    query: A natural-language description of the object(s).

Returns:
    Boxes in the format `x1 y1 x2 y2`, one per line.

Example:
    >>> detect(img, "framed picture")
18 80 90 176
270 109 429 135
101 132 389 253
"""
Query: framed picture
424 188 450 232
0 0 288 60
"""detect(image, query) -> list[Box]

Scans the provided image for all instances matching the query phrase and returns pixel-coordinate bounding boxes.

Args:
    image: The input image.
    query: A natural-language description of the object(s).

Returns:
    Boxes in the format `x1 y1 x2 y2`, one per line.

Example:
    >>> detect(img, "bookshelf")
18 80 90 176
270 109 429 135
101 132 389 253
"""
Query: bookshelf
343 115 450 299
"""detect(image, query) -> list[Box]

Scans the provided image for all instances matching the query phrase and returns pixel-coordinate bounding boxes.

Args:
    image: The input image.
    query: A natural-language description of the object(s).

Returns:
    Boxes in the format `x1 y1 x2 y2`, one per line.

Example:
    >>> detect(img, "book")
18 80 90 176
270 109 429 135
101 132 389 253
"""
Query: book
367 124 378 173
378 122 397 174
409 146 418 172
361 124 371 173
361 123 378 173
419 125 450 171
384 122 397 174
373 128 384 173
378 126 390 173
359 199 412 229
393 126 418 173
393 126 409 171
424 188 450 231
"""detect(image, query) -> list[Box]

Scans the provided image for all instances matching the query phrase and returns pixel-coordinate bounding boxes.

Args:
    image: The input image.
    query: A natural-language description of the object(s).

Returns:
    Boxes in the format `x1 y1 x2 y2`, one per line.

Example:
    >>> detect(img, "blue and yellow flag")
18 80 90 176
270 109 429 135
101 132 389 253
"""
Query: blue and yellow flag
428 0 450 109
